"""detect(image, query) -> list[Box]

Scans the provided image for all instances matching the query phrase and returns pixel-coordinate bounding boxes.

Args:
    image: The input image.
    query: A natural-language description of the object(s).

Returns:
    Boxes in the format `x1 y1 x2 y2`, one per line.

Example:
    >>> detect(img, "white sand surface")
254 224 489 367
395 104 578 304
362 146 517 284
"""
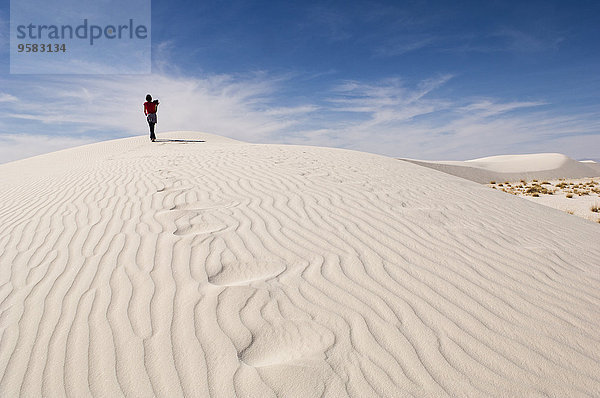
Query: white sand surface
1 131 599 397
402 153 600 184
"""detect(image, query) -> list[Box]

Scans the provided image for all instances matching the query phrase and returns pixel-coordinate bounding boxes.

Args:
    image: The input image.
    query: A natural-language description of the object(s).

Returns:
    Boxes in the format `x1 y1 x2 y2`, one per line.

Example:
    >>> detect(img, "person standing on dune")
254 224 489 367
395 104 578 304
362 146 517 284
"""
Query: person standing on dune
143 94 159 142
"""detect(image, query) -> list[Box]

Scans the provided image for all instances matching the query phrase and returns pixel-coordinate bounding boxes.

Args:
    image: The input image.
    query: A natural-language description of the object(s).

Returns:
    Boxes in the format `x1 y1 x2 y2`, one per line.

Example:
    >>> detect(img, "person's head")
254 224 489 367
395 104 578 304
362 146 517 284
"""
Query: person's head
146 94 152 102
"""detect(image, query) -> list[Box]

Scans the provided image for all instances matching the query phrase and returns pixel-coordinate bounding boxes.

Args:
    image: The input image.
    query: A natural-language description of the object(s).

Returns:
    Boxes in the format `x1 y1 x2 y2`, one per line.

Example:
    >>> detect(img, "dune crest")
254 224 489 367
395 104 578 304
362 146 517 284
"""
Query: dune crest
1 131 599 397
402 153 600 183
464 153 570 172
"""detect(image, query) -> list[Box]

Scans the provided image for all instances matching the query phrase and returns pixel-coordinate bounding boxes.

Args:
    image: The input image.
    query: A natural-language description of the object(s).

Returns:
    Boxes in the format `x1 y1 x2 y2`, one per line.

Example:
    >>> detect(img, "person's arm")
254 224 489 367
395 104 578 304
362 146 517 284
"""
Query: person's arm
143 104 148 115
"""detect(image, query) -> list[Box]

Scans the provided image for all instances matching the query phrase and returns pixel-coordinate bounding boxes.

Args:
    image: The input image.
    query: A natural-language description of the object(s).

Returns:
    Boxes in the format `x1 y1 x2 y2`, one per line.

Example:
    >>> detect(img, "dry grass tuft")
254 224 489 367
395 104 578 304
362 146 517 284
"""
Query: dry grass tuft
566 193 573 198
591 204 600 213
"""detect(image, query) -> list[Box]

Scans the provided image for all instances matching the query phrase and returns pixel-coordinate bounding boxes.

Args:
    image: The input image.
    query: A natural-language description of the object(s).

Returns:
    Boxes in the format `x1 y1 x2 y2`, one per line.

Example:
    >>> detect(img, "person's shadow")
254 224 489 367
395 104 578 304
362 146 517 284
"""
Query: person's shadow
154 139 205 143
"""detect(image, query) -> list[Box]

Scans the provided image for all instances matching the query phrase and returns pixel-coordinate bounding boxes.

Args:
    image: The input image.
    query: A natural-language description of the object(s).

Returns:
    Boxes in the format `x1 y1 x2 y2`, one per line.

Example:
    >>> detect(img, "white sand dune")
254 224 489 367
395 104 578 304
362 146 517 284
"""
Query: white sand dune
402 153 600 184
1 131 599 397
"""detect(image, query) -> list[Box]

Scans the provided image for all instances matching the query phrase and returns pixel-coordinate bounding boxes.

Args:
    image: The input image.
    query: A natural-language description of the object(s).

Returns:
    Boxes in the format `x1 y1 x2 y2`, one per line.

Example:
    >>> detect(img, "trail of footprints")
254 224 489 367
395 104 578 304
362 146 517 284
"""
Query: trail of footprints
5 144 598 397
154 170 333 372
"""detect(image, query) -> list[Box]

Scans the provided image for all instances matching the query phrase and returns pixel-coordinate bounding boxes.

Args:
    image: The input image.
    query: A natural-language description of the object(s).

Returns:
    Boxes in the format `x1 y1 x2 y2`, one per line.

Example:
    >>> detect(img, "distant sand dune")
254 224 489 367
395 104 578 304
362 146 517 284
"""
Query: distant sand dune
1 132 599 397
402 153 600 183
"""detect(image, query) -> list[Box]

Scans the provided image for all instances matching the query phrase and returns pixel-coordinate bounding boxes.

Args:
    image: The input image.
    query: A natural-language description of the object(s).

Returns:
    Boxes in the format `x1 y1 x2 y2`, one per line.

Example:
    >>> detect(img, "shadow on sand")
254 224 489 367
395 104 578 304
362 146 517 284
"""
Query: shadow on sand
154 138 206 143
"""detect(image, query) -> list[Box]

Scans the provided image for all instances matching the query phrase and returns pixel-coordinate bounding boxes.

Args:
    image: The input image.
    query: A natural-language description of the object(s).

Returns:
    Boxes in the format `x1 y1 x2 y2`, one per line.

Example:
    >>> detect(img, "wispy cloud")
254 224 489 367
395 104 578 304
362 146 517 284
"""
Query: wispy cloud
458 100 546 117
0 133 96 164
299 5 353 42
328 75 453 123
0 71 318 163
281 77 599 161
494 28 564 53
440 27 565 54
0 70 598 165
0 93 18 103
373 36 435 57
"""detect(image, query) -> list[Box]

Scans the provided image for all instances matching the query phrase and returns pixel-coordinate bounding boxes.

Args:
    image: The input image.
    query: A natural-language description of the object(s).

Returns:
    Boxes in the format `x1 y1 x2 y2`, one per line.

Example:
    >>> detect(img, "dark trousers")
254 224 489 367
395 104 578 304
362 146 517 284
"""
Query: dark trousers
148 122 156 140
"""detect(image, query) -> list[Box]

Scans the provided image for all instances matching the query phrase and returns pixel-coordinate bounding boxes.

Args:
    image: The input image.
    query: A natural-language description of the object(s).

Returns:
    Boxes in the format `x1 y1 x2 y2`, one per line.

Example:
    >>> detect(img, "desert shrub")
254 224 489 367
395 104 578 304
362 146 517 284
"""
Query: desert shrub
566 193 573 198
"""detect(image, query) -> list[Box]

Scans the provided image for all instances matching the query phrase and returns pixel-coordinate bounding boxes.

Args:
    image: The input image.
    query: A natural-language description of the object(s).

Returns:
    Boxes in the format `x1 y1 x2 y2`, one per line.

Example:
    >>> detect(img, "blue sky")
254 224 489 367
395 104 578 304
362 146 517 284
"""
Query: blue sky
0 0 599 163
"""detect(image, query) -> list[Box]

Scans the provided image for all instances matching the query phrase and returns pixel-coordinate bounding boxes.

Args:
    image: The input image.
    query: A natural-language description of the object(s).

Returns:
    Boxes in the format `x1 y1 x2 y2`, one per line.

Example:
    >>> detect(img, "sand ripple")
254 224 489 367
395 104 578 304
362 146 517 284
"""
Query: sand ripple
1 131 599 397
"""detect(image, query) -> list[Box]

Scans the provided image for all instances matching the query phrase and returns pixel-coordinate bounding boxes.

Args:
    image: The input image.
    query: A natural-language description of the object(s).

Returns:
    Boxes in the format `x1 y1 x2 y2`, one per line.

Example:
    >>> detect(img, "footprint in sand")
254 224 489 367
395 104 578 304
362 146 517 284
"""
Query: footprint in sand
155 185 193 194
208 258 286 286
154 199 235 237
170 200 240 212
173 220 228 236
239 319 334 367
169 211 229 236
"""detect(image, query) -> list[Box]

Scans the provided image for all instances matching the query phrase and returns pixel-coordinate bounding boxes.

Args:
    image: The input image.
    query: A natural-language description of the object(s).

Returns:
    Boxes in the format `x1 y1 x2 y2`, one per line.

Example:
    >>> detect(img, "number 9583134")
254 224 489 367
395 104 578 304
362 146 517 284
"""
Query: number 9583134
17 43 66 53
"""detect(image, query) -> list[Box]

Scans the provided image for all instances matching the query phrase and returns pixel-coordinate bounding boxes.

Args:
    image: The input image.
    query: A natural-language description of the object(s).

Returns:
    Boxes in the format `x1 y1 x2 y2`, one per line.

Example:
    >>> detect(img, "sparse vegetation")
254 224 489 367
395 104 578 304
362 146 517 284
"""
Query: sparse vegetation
486 176 600 223
488 177 599 204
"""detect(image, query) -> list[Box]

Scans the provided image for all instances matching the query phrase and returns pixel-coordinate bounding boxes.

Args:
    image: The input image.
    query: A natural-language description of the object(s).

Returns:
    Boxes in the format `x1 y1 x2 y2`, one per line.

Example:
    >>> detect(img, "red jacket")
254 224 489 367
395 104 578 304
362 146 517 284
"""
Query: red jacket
144 101 157 115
